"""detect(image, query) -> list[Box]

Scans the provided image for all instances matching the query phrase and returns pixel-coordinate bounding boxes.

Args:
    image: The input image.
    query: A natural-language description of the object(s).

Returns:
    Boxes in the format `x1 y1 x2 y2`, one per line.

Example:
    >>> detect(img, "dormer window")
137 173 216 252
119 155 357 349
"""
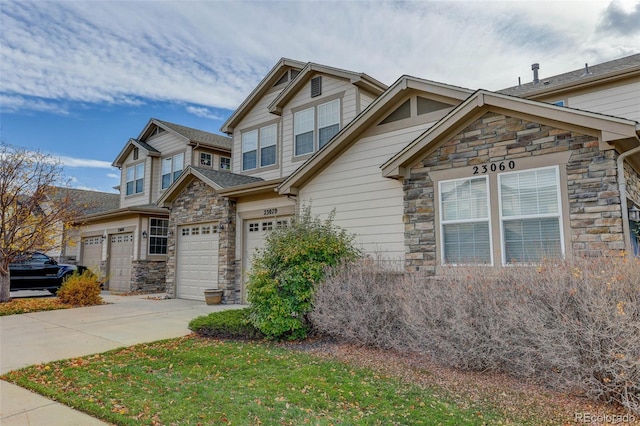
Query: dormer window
162 152 184 189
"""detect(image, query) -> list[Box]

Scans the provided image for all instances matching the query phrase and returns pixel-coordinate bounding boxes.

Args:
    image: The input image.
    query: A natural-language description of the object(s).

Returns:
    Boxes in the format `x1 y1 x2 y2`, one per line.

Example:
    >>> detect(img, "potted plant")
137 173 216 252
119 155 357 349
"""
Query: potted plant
204 289 223 305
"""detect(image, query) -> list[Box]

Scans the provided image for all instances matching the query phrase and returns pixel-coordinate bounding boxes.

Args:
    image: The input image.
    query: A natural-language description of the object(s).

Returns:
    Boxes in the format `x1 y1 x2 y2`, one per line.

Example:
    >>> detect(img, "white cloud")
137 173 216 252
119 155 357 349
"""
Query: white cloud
107 173 119 179
185 106 224 120
57 155 114 169
1 0 638 115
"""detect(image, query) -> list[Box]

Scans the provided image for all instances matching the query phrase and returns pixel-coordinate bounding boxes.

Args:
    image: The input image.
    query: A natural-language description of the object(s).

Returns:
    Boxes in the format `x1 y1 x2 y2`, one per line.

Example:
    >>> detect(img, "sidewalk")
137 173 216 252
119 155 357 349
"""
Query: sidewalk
0 292 243 425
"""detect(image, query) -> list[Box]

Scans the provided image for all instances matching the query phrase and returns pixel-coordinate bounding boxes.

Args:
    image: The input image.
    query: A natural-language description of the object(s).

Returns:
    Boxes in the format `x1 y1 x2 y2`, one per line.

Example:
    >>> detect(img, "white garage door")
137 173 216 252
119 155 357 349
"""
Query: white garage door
176 223 219 301
243 217 291 302
81 236 103 274
108 233 133 292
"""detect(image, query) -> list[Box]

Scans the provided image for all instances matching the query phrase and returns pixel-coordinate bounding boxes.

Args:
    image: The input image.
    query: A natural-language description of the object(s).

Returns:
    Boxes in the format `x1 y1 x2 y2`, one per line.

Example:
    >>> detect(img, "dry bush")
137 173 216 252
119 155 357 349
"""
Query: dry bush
310 258 406 348
312 255 640 414
57 270 103 306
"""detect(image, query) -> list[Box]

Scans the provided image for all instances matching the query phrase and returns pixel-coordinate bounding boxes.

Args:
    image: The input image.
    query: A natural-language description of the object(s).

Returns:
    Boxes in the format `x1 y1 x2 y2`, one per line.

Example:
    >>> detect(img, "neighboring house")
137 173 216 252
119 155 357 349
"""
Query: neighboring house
75 118 232 293
158 59 388 302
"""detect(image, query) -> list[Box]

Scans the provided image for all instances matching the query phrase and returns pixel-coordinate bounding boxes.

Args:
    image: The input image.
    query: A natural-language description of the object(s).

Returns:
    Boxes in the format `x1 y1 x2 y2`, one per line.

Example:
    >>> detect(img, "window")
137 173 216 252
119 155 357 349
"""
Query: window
499 167 562 263
149 218 169 255
243 125 277 170
294 99 340 156
126 162 144 195
220 156 231 170
242 130 258 170
318 99 340 148
162 153 184 189
260 124 277 167
438 165 564 266
200 153 212 167
440 177 491 264
294 108 314 156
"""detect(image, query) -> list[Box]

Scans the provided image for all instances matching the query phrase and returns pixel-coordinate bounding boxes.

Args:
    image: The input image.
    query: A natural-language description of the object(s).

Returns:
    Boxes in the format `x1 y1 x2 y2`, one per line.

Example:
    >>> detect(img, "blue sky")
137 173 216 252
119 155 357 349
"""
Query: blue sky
1 0 639 193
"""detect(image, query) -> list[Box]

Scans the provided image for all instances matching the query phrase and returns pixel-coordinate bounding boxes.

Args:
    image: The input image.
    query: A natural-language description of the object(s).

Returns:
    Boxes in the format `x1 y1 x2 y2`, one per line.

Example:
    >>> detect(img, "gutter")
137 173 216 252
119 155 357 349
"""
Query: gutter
617 142 640 255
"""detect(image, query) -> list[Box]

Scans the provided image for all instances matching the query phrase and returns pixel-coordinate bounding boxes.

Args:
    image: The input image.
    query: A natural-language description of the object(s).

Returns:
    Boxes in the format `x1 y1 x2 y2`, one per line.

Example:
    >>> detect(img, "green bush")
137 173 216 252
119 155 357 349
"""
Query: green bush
189 308 263 339
56 270 103 306
247 206 359 340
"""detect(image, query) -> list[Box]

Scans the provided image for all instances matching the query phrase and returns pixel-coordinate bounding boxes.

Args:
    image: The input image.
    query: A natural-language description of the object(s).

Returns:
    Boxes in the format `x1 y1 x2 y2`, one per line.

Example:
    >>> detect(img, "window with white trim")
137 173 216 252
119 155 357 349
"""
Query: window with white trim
200 153 212 167
294 99 341 156
162 153 184 189
220 156 231 170
260 124 277 167
438 165 564 266
242 130 258 170
149 218 169 255
243 124 277 170
440 176 491 264
499 166 563 263
126 162 144 195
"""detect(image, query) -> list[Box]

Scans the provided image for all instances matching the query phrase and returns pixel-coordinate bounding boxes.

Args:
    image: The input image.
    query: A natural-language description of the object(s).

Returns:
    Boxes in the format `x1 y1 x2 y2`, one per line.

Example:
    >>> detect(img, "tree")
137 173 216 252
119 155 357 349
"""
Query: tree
0 143 82 302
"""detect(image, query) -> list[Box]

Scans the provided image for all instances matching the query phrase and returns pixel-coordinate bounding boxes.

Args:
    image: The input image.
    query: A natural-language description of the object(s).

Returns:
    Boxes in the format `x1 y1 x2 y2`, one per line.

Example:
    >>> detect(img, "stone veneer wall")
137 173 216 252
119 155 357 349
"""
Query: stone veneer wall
131 260 167 293
624 162 640 206
404 112 624 273
165 179 237 303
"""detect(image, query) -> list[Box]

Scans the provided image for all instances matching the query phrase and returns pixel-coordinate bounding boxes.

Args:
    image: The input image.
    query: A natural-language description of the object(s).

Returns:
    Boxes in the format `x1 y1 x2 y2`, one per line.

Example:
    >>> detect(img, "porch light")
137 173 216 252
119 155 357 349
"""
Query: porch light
142 231 148 238
629 205 640 222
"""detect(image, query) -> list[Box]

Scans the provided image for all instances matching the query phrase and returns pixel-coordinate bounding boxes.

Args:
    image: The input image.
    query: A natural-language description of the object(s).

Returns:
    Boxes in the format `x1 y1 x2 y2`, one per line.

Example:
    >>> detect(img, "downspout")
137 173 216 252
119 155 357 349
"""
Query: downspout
616 143 640 255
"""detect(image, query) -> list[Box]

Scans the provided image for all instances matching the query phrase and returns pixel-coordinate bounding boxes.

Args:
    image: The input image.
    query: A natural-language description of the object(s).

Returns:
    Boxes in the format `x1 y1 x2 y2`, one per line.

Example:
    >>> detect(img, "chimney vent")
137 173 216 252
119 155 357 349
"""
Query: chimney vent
582 63 592 76
532 63 540 84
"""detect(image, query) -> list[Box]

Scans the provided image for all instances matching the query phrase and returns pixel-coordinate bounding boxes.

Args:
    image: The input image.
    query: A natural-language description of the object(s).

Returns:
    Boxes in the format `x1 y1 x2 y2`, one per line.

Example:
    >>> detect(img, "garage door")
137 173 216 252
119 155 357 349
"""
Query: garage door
176 223 219 301
108 233 133 292
81 236 103 274
243 217 290 302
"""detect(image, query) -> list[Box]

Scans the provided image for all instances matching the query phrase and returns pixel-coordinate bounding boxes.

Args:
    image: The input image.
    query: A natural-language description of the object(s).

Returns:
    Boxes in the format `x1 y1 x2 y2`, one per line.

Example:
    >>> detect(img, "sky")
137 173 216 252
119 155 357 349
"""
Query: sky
1 0 639 193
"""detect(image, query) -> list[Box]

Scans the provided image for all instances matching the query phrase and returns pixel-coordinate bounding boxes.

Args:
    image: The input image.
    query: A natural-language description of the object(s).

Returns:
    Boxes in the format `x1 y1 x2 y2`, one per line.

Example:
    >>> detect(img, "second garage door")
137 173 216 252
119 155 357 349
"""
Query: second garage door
81 236 103 274
108 233 133 292
176 223 219 301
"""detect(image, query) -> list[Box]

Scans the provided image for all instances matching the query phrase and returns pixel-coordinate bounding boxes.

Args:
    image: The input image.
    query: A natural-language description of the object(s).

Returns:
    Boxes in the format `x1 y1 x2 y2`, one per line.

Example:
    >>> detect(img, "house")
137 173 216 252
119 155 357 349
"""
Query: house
155 54 640 302
72 118 232 293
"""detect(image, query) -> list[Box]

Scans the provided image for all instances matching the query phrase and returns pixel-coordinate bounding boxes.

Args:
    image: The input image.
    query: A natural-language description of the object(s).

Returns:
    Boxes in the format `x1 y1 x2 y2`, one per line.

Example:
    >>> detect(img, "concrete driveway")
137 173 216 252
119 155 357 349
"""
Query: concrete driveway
0 292 243 425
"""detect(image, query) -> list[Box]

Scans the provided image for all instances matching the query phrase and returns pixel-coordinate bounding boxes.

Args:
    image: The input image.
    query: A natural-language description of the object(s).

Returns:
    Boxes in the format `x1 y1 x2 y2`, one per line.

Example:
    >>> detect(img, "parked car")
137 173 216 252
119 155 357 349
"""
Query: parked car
9 252 88 294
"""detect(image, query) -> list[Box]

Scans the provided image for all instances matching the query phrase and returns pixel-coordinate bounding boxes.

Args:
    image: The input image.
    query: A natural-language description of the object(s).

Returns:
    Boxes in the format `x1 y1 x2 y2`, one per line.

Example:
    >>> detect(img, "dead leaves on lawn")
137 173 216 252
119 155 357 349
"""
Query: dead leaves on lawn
0 297 71 316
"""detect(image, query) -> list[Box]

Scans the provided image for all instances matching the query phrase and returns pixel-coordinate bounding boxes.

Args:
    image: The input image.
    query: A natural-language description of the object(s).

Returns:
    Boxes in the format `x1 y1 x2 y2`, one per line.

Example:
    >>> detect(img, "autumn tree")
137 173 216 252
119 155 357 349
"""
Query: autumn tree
0 143 83 302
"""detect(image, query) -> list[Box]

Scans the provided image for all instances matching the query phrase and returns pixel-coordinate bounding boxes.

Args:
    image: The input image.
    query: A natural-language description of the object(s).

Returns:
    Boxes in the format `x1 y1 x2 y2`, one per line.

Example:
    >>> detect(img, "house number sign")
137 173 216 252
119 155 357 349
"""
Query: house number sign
263 208 278 216
472 160 516 175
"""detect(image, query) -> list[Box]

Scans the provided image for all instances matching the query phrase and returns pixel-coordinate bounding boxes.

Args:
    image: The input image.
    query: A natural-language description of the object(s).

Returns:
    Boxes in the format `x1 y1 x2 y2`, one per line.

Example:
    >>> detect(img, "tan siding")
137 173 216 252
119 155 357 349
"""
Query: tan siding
568 81 640 122
146 132 184 154
300 123 437 262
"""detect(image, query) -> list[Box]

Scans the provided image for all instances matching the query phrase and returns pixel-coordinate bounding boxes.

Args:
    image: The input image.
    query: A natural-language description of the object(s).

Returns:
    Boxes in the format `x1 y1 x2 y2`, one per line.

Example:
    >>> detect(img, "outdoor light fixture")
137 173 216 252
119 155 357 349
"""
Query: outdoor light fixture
629 205 640 222
142 231 148 238
101 233 107 241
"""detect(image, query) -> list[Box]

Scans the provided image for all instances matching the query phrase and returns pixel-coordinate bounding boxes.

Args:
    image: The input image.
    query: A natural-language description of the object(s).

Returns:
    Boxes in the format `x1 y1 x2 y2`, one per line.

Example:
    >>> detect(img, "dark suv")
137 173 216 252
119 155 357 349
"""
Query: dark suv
9 253 88 294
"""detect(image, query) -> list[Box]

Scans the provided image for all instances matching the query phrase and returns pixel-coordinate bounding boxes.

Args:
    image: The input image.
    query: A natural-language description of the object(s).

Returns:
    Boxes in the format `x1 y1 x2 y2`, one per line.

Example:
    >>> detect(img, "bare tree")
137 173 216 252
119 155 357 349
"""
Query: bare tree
0 143 83 302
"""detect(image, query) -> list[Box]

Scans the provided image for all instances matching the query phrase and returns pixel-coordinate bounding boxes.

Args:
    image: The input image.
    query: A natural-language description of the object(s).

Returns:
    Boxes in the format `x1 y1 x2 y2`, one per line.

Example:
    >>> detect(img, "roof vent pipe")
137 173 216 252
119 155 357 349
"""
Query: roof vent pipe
583 63 592 76
532 63 540 84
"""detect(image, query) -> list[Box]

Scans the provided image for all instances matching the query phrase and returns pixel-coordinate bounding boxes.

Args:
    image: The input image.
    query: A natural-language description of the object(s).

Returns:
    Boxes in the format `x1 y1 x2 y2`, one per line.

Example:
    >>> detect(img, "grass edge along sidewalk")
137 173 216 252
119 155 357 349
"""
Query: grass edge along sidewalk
2 335 521 425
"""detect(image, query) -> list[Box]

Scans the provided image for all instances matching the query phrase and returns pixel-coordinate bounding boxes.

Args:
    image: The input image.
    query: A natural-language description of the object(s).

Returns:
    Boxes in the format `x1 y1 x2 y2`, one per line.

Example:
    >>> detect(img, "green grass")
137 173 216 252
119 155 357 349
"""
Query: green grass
2 336 505 425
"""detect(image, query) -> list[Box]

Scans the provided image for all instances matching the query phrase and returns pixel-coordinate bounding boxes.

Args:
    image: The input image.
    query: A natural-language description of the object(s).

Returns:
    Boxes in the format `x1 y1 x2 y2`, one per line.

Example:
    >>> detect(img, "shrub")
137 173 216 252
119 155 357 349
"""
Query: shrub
189 308 263 340
56 270 103 306
312 255 640 414
247 205 359 340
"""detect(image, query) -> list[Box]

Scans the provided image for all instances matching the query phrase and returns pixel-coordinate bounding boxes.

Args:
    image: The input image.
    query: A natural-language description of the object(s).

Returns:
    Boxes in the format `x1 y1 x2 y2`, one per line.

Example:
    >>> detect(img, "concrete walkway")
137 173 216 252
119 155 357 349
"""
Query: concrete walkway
0 292 243 425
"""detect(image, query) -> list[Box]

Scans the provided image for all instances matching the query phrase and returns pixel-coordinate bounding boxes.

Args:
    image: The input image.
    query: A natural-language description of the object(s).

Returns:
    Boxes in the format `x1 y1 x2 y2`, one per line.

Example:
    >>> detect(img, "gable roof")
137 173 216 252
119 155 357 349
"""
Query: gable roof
499 53 640 99
220 58 307 134
268 62 388 115
278 75 473 195
381 90 640 179
112 119 232 167
157 166 264 206
47 187 120 215
148 119 232 150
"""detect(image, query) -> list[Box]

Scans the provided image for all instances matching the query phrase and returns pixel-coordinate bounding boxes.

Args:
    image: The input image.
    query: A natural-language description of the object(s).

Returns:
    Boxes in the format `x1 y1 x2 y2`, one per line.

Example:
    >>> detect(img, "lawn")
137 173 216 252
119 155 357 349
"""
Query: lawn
0 297 71 316
3 336 511 425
